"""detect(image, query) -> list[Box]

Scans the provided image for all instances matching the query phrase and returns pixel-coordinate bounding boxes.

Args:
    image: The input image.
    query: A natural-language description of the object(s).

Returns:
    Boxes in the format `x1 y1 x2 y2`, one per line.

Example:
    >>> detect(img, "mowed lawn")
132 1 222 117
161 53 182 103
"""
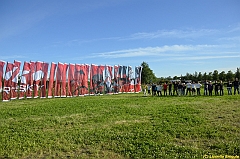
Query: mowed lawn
0 94 239 158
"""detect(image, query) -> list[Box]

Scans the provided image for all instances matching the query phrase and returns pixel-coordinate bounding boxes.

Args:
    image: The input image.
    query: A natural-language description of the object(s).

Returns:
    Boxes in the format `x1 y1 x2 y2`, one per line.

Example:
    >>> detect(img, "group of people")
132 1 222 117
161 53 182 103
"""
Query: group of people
144 78 240 96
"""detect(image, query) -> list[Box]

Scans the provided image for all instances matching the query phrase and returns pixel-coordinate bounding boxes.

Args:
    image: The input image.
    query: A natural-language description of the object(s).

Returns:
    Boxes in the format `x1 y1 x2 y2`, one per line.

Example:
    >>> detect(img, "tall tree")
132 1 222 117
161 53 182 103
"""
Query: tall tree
197 72 202 81
235 68 240 79
202 72 207 81
219 71 226 81
141 62 157 84
208 72 213 81
212 70 219 81
226 70 234 81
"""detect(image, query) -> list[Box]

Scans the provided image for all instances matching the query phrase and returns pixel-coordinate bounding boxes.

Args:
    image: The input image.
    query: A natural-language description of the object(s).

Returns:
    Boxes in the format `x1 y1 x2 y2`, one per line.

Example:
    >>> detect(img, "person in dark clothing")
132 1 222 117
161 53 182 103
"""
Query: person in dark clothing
177 82 183 96
208 81 213 96
214 81 219 96
173 81 178 95
204 80 208 96
226 80 232 95
152 83 157 96
168 82 172 96
182 83 186 95
219 80 224 96
233 78 239 95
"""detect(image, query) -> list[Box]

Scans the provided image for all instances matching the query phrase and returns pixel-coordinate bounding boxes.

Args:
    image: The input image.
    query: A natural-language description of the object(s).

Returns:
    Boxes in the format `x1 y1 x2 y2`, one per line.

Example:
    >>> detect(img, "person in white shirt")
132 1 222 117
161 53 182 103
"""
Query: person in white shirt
186 82 192 95
195 81 202 95
156 84 162 96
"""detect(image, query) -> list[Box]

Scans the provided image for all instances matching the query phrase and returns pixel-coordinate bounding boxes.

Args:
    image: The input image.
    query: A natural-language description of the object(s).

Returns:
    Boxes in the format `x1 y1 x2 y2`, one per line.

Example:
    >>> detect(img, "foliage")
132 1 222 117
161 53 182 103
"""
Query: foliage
0 94 240 158
158 67 240 82
141 61 157 84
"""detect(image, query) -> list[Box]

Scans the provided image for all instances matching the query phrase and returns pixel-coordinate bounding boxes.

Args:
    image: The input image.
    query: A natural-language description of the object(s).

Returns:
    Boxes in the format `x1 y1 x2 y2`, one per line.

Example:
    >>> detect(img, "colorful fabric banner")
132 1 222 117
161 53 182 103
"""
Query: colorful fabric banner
67 63 75 97
48 62 57 98
98 65 105 94
26 62 35 98
82 64 90 95
74 64 81 96
10 60 21 99
40 62 49 98
128 66 134 93
135 66 142 92
19 62 30 99
90 64 97 94
118 65 123 93
0 60 5 93
61 63 68 97
122 66 128 92
55 62 64 97
1 59 142 101
104 65 112 94
78 64 86 96
33 61 43 98
113 65 119 94
2 62 13 101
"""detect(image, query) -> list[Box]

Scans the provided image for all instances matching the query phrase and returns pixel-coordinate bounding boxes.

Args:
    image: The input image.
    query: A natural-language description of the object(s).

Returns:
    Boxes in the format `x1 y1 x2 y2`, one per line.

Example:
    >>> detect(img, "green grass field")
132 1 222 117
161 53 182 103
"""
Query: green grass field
0 94 240 158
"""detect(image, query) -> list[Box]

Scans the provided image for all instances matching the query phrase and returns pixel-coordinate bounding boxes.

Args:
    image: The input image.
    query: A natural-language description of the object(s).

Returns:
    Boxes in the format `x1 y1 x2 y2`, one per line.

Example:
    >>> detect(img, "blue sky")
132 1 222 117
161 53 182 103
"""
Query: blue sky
1 0 240 77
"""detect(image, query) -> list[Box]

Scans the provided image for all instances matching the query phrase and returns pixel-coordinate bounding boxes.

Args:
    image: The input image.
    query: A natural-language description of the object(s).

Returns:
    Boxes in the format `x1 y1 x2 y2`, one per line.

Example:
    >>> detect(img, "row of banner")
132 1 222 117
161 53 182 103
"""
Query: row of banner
0 60 142 101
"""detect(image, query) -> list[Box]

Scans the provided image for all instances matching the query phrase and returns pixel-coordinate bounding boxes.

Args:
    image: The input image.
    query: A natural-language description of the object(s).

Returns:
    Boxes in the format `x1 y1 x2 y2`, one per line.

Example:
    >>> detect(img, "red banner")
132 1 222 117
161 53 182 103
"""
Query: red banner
33 61 43 98
19 62 30 99
122 66 127 93
0 60 5 93
54 62 64 97
40 62 49 98
135 66 142 93
10 60 21 99
98 65 105 94
48 62 57 98
74 64 81 96
67 63 75 97
90 64 97 94
82 64 90 95
61 63 68 97
26 62 35 98
2 62 13 101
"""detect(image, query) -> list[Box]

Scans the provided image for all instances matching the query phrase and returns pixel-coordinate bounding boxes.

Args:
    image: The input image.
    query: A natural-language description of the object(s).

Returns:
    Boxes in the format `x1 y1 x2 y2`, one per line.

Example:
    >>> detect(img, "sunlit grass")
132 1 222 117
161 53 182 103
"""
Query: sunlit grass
0 94 239 158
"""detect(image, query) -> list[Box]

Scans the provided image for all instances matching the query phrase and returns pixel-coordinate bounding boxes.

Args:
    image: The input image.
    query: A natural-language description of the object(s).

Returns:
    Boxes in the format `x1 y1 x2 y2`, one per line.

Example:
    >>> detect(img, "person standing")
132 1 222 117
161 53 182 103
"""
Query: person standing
182 83 186 96
163 82 168 96
177 82 183 96
214 81 219 96
147 84 151 95
152 83 157 96
156 83 162 96
173 81 178 96
168 81 172 96
186 82 192 95
233 78 239 95
204 80 208 96
208 81 213 96
226 80 232 95
195 81 202 95
219 80 224 96
191 81 196 96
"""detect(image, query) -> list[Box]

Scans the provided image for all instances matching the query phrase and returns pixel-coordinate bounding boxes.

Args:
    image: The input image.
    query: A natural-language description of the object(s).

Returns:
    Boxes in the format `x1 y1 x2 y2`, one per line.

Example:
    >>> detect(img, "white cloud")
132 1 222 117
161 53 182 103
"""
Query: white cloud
89 44 223 59
125 29 218 40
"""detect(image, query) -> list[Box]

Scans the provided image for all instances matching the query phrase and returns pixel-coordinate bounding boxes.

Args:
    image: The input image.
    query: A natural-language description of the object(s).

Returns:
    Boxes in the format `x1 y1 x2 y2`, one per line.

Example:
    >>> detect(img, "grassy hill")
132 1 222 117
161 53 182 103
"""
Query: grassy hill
0 94 239 158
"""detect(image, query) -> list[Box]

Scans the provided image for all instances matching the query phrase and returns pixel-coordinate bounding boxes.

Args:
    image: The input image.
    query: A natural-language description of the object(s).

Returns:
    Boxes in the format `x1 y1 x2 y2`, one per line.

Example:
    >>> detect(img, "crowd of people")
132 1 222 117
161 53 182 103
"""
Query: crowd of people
144 78 240 96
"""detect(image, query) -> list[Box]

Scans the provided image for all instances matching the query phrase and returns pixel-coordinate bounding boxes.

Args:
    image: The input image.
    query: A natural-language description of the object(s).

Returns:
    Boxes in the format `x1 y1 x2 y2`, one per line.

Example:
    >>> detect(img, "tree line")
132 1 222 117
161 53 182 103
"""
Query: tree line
141 61 240 84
